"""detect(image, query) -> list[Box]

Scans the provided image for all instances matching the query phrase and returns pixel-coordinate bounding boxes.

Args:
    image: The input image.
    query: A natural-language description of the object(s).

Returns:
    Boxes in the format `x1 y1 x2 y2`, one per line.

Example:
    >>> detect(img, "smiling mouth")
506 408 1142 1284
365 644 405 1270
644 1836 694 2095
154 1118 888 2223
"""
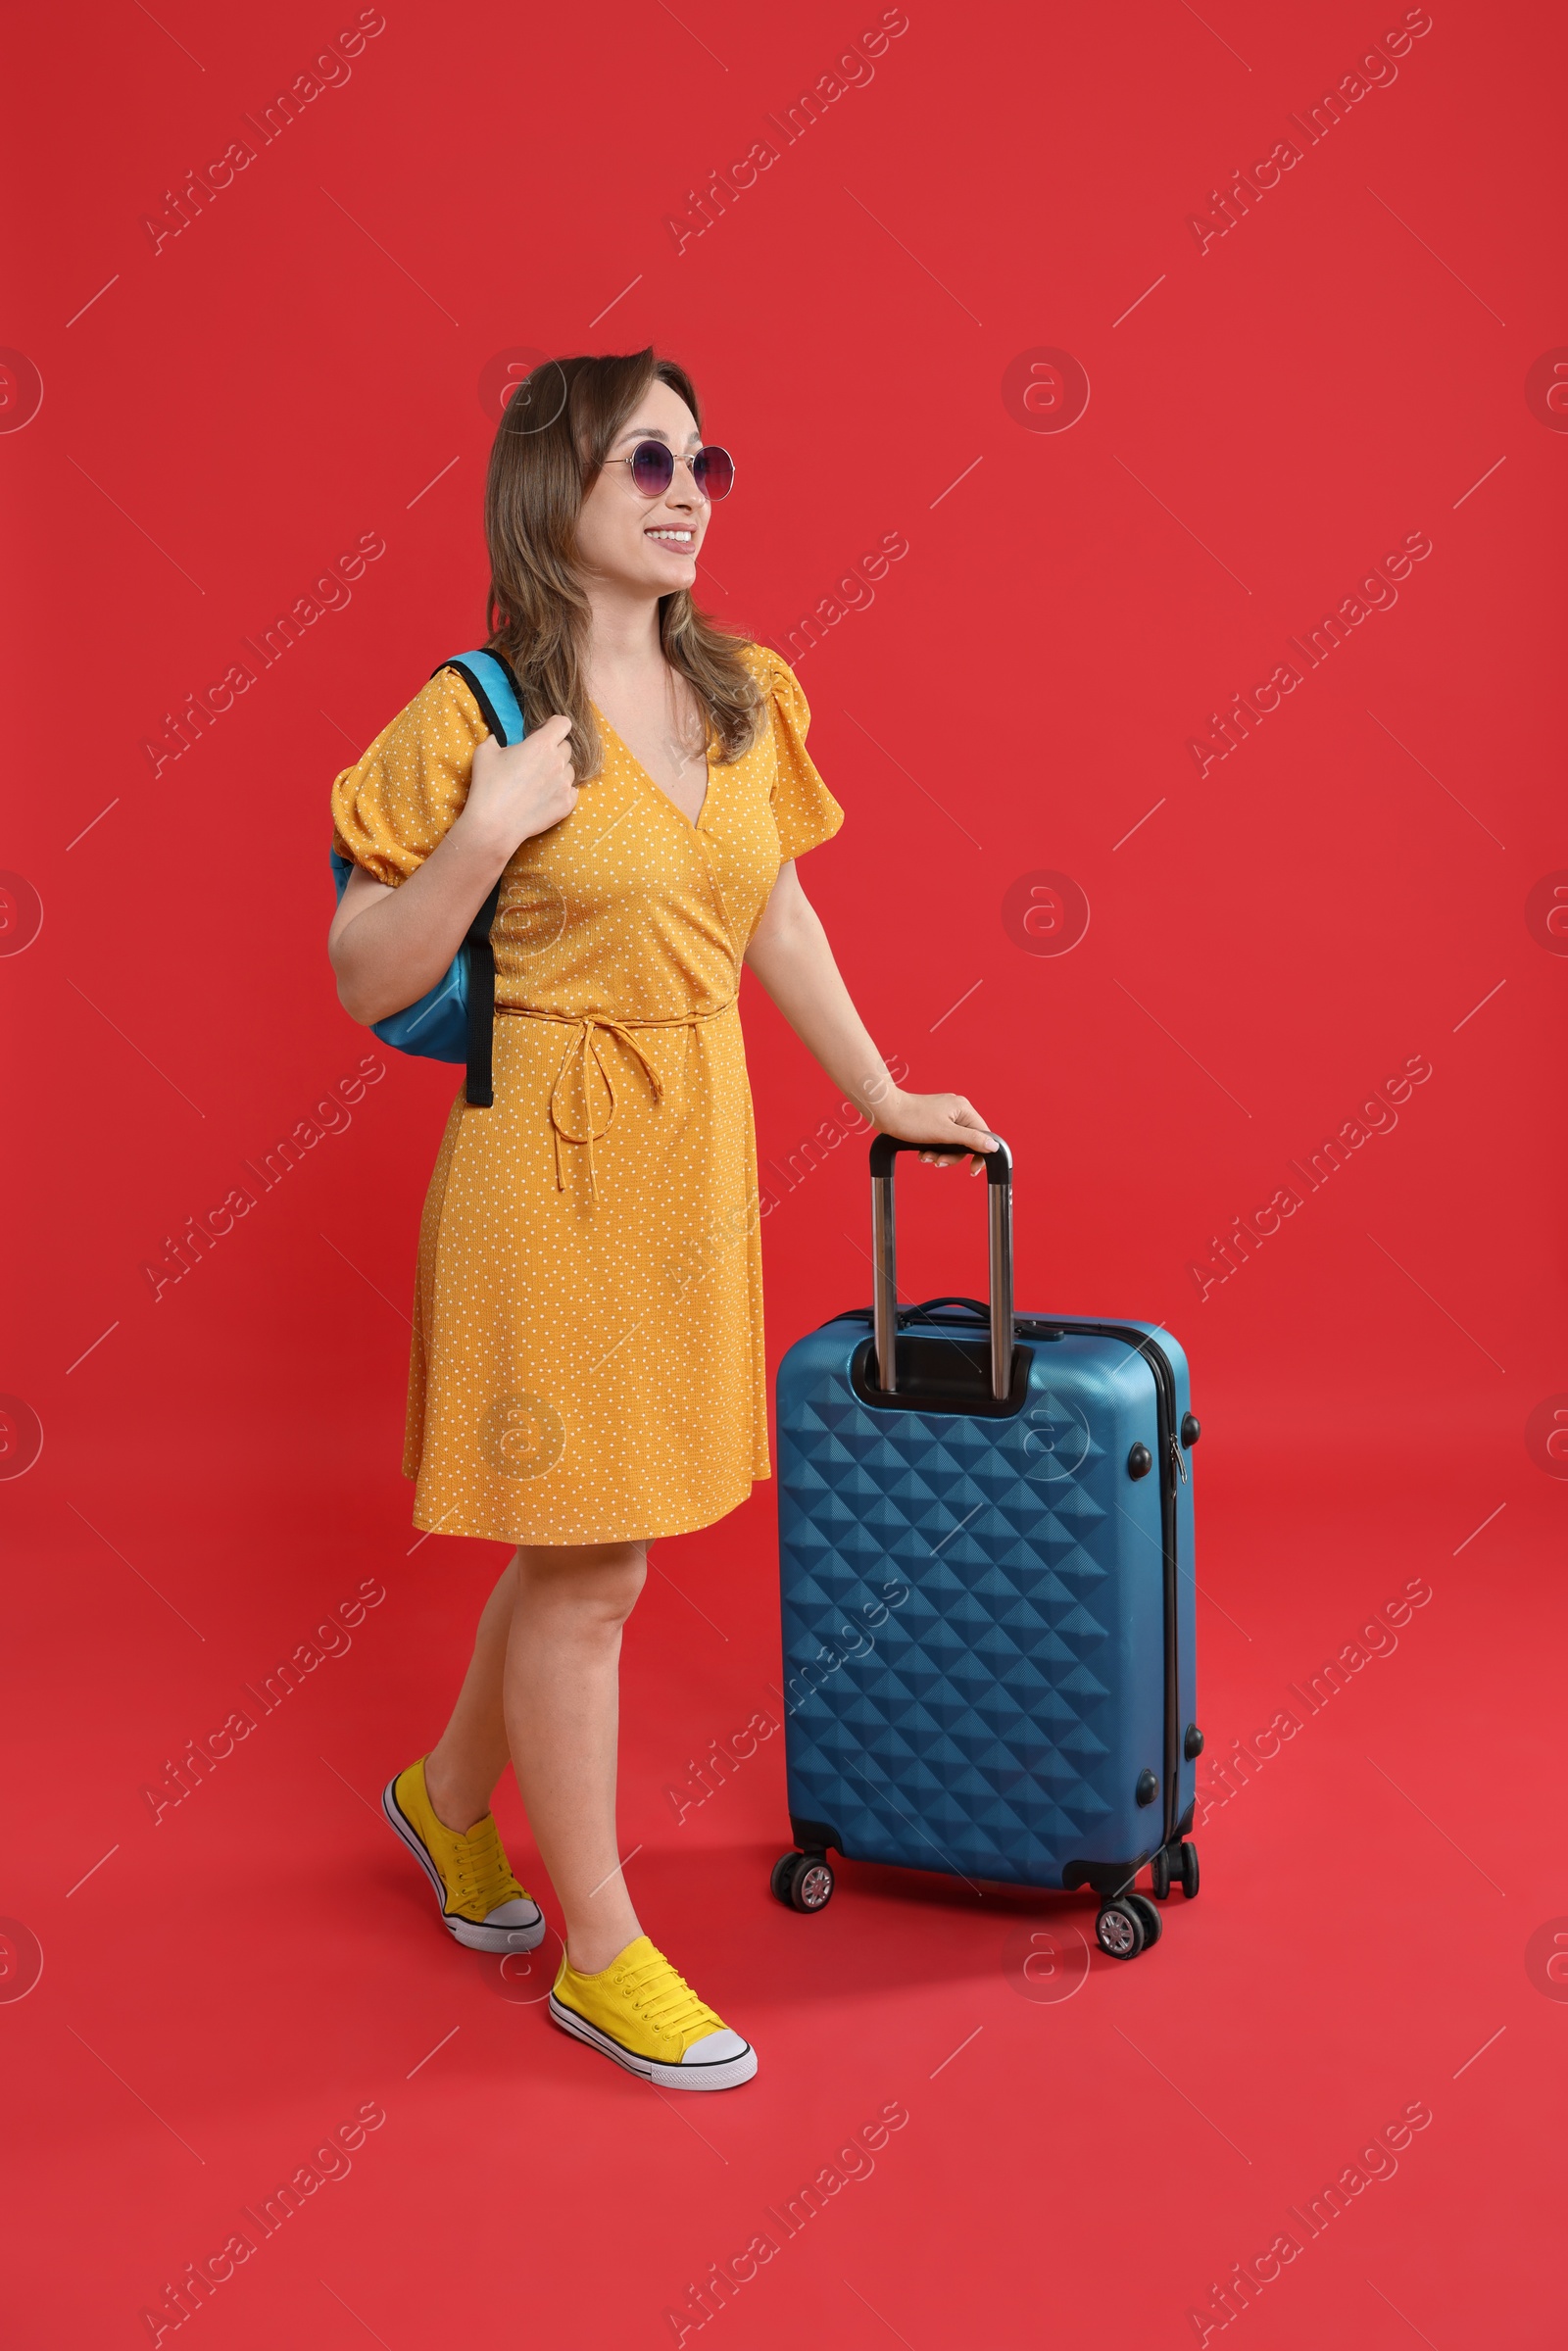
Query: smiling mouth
645 528 695 548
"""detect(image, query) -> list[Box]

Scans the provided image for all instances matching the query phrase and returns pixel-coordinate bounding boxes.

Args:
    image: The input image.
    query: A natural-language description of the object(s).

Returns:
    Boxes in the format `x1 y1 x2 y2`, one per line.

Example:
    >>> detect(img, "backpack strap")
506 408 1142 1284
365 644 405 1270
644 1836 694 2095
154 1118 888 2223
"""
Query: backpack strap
440 649 526 749
433 648 528 1108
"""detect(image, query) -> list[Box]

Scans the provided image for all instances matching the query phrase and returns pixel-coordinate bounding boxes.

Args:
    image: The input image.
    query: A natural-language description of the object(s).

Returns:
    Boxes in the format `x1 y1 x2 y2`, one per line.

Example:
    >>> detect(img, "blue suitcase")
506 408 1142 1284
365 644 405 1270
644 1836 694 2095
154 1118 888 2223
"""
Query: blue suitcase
770 1136 1201 1959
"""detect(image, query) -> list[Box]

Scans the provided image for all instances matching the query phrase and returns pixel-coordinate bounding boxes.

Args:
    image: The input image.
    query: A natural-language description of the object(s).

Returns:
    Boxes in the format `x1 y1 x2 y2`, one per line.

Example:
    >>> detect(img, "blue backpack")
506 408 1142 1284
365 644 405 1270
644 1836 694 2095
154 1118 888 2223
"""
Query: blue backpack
330 649 526 1107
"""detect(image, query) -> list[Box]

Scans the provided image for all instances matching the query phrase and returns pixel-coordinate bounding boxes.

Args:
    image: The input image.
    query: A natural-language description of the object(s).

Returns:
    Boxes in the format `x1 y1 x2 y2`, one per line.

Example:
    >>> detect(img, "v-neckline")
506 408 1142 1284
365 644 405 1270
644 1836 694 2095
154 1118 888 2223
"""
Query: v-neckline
592 703 711 832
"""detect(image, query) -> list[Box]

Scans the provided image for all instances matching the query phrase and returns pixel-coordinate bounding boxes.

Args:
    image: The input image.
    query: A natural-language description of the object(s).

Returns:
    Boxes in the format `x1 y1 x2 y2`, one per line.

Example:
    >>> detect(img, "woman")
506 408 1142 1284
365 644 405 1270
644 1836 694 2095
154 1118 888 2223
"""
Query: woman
327 349 995 2092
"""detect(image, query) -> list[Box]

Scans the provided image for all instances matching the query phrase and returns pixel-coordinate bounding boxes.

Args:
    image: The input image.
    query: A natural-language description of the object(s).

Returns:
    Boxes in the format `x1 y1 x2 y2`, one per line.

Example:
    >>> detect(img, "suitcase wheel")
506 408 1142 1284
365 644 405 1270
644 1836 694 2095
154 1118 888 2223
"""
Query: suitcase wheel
1128 1891 1162 1945
771 1850 835 1914
1150 1840 1200 1902
1095 1898 1146 1959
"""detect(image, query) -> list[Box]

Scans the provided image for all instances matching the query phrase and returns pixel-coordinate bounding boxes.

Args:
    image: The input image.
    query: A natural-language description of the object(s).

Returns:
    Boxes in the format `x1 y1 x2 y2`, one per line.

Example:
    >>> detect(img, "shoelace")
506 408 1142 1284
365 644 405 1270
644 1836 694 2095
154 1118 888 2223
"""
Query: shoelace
445 1812 518 1913
614 1951 721 2045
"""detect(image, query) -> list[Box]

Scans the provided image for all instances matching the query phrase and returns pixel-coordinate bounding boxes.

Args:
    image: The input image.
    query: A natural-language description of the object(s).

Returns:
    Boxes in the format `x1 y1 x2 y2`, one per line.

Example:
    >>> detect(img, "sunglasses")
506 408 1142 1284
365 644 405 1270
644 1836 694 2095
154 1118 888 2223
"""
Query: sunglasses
609 440 736 502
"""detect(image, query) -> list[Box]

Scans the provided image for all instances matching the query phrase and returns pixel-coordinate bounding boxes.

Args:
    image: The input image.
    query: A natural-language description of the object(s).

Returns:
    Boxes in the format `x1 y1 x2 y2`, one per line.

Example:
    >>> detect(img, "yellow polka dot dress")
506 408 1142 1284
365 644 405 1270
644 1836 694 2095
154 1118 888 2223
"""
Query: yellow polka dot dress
330 644 843 1546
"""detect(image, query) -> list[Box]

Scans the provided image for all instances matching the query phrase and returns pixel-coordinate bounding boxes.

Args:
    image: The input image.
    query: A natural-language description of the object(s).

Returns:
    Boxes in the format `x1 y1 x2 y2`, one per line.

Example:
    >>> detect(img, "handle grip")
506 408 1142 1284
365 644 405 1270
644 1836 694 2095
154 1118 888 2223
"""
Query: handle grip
868 1132 1012 1184
870 1135 1013 1400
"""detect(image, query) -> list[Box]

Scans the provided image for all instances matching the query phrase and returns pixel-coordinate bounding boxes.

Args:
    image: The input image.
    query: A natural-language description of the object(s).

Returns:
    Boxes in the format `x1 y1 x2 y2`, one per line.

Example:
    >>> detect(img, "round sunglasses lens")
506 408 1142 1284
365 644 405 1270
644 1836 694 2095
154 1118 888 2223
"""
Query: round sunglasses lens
629 441 675 495
694 445 734 500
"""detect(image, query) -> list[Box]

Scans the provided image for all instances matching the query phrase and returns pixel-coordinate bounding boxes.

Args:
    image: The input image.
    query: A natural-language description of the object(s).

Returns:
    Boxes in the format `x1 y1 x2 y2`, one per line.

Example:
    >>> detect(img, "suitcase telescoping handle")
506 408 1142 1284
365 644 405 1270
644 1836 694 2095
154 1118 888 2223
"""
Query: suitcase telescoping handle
868 1132 1014 1401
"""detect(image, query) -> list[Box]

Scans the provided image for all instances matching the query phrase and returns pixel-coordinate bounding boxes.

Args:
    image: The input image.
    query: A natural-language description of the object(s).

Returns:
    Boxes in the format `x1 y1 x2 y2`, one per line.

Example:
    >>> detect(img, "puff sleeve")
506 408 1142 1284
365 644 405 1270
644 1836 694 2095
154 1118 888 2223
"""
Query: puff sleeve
758 653 844 861
330 669 489 886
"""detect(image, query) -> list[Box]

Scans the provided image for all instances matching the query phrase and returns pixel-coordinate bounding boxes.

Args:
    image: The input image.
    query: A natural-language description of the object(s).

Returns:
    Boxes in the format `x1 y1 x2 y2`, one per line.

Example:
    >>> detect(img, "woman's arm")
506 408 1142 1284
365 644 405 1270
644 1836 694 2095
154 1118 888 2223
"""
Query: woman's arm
328 717 578 1025
743 860 997 1170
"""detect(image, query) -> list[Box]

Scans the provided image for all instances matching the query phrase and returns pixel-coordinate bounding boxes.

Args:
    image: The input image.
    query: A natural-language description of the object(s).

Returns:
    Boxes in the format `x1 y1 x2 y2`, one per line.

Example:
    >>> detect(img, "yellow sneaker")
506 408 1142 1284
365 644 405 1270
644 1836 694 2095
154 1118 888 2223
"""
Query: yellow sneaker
381 1756 545 1953
549 1935 757 2090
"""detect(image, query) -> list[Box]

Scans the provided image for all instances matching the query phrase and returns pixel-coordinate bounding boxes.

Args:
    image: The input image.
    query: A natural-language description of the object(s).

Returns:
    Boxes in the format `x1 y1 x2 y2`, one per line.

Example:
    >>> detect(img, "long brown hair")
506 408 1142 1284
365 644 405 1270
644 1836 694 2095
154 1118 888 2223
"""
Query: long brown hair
482 349 763 781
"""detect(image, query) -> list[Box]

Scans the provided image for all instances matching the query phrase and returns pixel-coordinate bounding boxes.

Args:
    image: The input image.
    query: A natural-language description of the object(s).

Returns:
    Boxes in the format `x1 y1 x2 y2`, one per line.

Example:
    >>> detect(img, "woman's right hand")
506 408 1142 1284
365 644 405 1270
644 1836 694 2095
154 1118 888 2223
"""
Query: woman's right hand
460 715 578 857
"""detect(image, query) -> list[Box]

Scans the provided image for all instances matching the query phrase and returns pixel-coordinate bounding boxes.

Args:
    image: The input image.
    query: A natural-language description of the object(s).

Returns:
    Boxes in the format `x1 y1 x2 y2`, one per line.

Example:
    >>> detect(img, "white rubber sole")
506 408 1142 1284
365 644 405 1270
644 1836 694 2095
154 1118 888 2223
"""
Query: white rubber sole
547 1992 759 2090
381 1776 547 1954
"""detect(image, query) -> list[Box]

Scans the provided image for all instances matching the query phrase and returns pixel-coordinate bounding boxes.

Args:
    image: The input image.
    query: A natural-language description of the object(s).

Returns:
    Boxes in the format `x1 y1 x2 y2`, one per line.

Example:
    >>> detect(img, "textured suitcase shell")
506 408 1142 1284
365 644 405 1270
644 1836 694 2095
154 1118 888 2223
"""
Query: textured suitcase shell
775 1310 1197 1891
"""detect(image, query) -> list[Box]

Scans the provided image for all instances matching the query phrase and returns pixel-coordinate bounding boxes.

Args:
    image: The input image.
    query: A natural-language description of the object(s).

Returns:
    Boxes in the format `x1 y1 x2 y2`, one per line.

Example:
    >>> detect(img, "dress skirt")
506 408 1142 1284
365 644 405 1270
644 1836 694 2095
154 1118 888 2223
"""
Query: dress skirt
404 1002 767 1546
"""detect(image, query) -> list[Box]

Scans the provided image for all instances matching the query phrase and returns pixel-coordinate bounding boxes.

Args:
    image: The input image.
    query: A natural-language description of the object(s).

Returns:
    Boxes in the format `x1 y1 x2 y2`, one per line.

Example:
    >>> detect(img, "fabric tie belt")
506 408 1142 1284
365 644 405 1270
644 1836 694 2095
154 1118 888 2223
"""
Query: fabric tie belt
498 998 738 1199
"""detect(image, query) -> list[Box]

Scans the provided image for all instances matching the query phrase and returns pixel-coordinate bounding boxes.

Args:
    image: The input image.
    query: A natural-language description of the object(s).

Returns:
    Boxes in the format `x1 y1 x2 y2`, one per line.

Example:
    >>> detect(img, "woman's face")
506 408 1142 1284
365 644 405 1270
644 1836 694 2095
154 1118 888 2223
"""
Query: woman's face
574 377 709 600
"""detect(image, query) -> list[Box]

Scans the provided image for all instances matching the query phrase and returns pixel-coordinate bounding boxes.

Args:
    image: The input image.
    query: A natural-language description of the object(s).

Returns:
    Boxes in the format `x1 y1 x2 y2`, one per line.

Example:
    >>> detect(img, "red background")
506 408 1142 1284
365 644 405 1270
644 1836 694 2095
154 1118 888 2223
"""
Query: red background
3 0 1564 2342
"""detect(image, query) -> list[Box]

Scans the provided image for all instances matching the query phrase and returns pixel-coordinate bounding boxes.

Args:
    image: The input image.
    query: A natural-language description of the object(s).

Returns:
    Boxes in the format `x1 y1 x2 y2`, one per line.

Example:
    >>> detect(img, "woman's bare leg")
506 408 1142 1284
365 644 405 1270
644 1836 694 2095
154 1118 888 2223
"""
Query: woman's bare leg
504 1542 646 1975
420 1540 647 1975
422 1555 518 1832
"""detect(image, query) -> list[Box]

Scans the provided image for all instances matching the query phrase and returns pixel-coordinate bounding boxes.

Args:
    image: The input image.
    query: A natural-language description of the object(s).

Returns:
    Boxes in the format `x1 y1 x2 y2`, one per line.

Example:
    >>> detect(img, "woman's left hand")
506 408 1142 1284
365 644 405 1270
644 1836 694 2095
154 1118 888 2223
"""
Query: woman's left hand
876 1089 999 1174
